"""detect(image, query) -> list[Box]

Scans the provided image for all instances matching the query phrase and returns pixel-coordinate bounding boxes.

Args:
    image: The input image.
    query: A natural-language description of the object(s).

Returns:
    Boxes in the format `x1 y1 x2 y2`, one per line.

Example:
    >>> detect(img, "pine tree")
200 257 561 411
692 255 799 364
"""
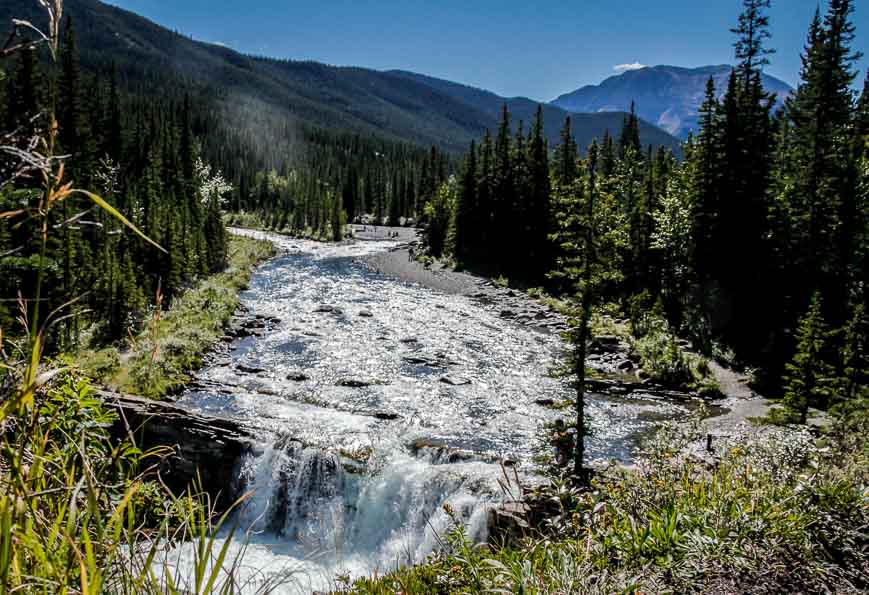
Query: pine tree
492 105 514 269
4 47 41 132
618 102 641 159
833 303 867 410
691 77 722 280
453 141 477 263
731 0 775 83
856 70 869 139
550 142 627 482
554 116 578 186
477 129 494 263
777 0 861 334
527 106 552 275
782 292 834 424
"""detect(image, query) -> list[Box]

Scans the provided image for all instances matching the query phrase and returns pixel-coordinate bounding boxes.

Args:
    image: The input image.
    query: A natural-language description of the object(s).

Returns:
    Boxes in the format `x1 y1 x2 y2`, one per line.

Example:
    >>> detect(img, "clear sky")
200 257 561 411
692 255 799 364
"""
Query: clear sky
106 0 867 101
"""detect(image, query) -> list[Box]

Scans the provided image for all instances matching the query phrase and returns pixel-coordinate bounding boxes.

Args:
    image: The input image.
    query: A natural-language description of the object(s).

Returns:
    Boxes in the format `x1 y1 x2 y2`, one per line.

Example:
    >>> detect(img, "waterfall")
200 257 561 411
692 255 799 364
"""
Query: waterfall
233 435 499 573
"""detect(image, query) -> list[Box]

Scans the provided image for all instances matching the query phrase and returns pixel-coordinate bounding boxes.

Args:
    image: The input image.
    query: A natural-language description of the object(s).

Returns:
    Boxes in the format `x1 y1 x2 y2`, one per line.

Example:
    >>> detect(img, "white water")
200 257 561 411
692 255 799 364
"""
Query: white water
163 229 694 593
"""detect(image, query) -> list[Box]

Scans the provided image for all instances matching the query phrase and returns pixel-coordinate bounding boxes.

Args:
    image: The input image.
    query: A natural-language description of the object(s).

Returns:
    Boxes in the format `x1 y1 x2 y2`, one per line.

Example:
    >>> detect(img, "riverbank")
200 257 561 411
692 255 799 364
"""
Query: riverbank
77 234 277 399
348 415 868 595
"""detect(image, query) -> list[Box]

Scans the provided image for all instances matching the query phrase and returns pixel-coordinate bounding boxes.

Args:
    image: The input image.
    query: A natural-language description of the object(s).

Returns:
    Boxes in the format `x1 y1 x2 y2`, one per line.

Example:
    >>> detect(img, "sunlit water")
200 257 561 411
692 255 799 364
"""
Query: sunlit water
164 229 696 593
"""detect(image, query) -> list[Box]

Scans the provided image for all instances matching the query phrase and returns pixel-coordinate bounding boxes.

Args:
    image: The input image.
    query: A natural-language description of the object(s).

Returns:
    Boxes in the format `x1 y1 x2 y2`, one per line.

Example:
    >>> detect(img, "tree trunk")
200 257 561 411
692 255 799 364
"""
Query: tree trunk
574 296 590 484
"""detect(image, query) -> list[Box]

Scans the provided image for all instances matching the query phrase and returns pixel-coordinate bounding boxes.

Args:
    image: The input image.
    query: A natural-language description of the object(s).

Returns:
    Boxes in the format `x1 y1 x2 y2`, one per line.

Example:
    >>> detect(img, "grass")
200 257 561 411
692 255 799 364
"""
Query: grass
346 417 869 594
0 373 294 594
77 235 276 399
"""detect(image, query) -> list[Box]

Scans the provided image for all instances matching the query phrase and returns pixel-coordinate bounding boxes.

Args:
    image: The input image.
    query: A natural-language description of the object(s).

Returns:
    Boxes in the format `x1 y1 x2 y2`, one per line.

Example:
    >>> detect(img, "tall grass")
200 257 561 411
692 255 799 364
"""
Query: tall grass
78 235 276 399
1 3 288 592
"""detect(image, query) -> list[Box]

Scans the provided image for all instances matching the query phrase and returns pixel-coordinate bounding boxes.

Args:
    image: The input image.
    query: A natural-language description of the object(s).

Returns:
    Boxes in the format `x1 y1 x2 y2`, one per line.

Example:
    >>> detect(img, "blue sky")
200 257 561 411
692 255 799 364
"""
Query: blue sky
107 1 867 101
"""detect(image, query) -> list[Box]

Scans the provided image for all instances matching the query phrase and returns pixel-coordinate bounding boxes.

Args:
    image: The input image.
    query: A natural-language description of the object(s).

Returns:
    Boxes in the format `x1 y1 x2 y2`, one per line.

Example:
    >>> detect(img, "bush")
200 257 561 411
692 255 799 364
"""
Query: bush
630 312 719 394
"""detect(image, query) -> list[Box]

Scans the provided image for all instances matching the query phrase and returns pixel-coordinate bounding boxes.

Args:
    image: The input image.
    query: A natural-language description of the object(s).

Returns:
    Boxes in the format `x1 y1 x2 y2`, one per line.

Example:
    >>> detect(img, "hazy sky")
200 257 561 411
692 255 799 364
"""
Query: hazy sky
107 0 867 101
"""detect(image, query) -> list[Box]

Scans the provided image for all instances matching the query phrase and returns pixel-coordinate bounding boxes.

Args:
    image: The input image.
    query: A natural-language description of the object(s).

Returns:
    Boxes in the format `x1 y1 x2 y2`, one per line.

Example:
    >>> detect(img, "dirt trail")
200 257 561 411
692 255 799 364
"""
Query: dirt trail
704 361 773 436
703 359 829 440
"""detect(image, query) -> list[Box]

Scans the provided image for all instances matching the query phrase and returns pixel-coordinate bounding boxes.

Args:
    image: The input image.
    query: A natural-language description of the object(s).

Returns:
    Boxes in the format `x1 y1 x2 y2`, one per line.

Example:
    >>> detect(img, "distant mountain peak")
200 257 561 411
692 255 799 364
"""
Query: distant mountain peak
552 64 793 139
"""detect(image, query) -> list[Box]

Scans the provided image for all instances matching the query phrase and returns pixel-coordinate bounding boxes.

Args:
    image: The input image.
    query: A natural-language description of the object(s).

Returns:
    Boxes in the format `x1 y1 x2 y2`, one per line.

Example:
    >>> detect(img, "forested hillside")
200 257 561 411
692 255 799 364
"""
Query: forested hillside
0 6 452 350
0 0 683 155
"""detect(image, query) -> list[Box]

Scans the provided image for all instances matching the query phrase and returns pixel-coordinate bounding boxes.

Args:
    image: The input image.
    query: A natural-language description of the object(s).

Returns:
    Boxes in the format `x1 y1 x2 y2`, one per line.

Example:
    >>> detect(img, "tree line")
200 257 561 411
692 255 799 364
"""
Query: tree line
420 0 868 430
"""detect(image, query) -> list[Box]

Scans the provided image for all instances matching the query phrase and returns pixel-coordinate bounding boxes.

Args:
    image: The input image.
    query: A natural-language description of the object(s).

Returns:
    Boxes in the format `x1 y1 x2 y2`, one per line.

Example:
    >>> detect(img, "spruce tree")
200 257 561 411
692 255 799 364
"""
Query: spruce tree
550 142 627 482
554 116 578 186
527 106 552 276
782 292 834 424
777 0 861 334
453 141 477 263
618 102 641 159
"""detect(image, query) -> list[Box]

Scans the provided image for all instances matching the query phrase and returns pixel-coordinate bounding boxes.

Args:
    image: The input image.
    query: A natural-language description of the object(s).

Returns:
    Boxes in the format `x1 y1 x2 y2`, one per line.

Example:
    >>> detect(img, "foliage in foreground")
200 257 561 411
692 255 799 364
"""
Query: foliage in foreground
0 373 293 594
77 235 277 399
349 420 869 594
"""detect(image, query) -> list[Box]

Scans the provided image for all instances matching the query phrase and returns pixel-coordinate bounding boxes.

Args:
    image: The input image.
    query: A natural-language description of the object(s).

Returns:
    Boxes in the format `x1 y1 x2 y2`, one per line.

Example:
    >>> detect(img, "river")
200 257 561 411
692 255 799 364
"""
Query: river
161 229 698 593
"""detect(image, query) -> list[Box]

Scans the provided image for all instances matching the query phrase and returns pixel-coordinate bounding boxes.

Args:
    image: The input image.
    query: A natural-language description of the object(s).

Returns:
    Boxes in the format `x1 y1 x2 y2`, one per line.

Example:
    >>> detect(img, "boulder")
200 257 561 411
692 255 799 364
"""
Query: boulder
98 391 253 514
313 305 345 316
440 375 472 386
237 364 267 375
286 372 309 382
617 360 635 371
358 310 374 318
535 398 556 407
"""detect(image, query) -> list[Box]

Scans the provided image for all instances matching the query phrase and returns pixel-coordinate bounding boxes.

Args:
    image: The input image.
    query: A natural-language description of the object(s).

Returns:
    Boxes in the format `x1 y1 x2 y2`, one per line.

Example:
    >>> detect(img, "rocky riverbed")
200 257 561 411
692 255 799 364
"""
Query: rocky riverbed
161 228 720 593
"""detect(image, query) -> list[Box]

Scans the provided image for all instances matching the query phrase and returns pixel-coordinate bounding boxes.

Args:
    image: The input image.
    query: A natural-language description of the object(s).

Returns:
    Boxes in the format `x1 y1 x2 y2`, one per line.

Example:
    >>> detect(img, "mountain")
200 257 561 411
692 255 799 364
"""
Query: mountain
390 70 682 155
552 65 794 139
0 0 682 155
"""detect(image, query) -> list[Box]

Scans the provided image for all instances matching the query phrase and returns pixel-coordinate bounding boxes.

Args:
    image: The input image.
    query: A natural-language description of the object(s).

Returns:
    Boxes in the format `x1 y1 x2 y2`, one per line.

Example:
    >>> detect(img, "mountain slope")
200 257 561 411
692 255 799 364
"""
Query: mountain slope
391 70 683 154
552 65 793 139
1 0 682 155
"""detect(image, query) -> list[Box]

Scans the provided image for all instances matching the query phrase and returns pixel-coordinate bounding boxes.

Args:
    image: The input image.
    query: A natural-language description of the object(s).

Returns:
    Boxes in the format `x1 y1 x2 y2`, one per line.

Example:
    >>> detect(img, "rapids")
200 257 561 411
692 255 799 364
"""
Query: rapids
162 229 697 593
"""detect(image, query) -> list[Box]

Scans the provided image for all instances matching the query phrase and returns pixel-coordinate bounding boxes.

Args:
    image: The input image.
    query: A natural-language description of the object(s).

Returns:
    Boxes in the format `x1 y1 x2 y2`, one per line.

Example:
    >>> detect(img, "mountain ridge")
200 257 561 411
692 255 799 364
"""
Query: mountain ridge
0 0 683 155
552 64 794 139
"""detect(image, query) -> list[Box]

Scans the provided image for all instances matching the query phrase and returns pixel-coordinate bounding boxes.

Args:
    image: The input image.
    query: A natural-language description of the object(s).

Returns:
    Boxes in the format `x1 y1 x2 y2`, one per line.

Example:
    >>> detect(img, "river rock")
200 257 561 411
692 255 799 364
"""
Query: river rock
358 310 374 318
440 375 471 386
617 360 635 371
489 502 531 544
98 391 252 514
403 355 439 366
237 364 268 375
596 335 622 346
286 372 309 382
500 309 517 318
535 398 556 407
373 411 401 421
337 377 382 388
400 337 419 344
314 305 345 316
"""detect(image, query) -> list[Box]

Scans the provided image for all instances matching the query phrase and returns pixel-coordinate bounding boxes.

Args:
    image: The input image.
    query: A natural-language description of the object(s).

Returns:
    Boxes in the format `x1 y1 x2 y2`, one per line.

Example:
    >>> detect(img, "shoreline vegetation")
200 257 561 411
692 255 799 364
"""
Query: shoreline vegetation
75 234 277 399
